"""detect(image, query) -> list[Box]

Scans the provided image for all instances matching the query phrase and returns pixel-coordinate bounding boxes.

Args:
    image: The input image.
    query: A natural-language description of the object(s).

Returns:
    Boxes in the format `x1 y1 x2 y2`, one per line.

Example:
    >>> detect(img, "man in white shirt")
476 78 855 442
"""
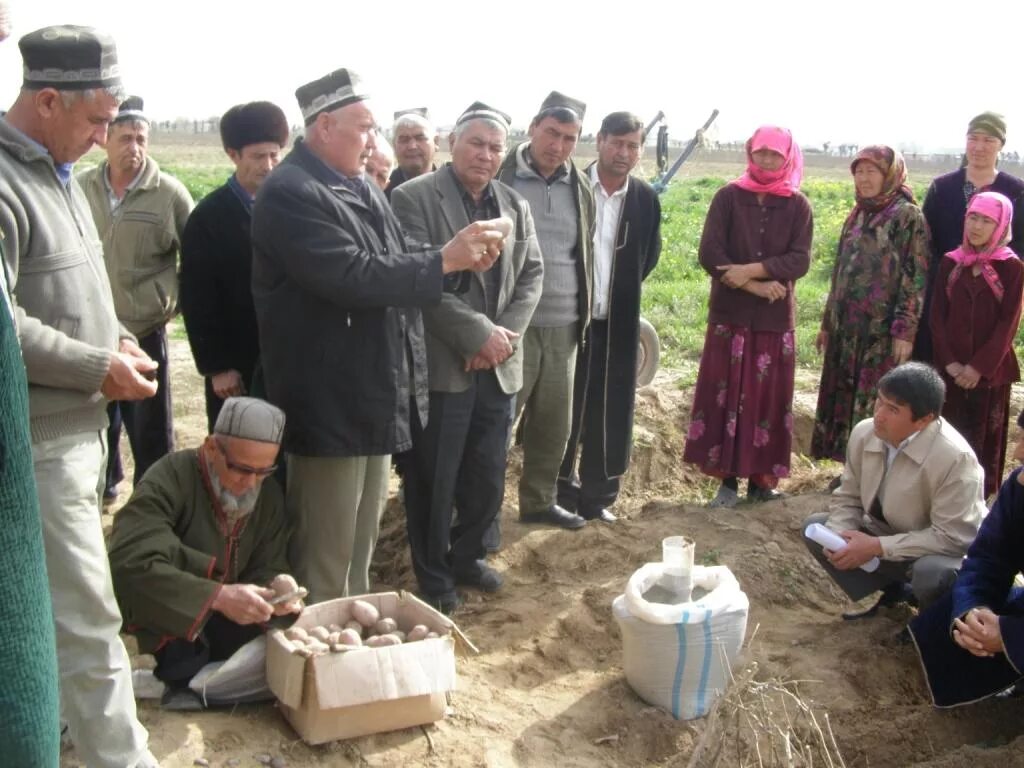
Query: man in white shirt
557 112 661 522
803 362 985 618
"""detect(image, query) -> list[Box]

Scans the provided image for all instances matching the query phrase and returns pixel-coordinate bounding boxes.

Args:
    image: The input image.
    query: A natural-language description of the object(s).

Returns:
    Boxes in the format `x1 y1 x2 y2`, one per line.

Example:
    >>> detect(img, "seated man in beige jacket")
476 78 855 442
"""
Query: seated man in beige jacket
803 362 985 619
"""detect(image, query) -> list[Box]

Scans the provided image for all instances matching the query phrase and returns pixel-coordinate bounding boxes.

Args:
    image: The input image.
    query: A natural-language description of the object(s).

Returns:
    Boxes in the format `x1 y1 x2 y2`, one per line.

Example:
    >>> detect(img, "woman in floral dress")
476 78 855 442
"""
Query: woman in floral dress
683 126 813 507
811 146 930 465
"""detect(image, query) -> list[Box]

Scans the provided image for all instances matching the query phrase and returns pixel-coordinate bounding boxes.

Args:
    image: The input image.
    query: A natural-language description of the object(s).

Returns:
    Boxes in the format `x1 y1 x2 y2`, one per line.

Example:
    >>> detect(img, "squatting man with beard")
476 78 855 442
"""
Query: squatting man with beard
108 397 302 711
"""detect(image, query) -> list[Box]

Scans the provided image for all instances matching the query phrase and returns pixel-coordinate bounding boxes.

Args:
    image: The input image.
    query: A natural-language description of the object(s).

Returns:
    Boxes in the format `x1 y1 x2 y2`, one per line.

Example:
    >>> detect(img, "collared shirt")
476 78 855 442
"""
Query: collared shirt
227 173 255 213
103 163 144 212
884 429 921 472
589 164 629 320
445 164 501 313
307 150 371 205
3 119 74 186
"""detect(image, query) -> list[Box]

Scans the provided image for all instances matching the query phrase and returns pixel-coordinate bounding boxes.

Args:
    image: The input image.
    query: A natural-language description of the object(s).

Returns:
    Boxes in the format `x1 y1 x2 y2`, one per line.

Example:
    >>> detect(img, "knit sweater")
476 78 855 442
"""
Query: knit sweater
0 118 119 443
0 237 60 766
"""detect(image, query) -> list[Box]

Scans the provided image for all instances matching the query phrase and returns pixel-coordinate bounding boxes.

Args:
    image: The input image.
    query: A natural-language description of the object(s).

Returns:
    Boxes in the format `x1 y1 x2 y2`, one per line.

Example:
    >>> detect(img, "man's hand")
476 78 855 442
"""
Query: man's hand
954 364 981 390
212 583 276 625
441 222 505 274
101 349 158 401
211 369 245 399
953 607 1004 657
815 330 828 354
891 338 913 365
467 327 519 371
824 530 882 570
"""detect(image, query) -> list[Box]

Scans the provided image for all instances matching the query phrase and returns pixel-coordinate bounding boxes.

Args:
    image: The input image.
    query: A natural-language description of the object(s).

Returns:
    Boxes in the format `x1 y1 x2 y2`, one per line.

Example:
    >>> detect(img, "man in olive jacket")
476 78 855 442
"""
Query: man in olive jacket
251 69 502 603
109 397 301 710
392 102 543 612
79 96 194 497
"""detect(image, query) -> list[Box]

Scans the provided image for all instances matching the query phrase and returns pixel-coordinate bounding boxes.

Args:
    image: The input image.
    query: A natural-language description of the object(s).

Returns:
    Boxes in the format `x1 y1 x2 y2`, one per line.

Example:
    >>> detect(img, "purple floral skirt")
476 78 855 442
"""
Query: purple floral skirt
683 324 796 488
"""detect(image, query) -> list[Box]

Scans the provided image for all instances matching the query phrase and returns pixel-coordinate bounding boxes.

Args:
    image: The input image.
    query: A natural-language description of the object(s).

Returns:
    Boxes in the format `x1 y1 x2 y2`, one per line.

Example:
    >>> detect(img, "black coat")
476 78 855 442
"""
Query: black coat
179 183 260 382
251 140 443 457
562 173 661 478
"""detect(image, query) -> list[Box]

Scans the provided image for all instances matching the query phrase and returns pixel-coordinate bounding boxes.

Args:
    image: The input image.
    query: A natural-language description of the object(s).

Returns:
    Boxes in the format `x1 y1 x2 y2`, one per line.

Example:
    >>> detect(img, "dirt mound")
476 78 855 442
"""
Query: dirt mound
72 344 1024 768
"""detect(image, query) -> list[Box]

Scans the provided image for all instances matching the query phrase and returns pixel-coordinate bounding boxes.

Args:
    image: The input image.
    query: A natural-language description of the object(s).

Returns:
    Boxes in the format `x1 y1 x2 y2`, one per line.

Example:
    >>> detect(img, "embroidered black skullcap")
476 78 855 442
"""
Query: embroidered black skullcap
19 25 122 91
456 101 511 130
214 397 285 444
393 107 430 121
112 96 147 125
968 111 1006 144
220 101 289 151
295 68 369 126
537 90 586 122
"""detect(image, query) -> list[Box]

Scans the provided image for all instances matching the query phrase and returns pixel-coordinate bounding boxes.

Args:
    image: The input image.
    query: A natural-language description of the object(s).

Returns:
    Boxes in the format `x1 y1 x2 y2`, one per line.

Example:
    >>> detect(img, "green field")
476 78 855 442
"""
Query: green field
162 160 1017 374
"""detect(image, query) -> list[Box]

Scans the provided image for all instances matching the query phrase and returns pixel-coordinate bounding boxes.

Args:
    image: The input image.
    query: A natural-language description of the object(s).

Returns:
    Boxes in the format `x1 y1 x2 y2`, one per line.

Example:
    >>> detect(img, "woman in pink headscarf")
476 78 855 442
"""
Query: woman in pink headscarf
930 191 1024 496
683 126 813 507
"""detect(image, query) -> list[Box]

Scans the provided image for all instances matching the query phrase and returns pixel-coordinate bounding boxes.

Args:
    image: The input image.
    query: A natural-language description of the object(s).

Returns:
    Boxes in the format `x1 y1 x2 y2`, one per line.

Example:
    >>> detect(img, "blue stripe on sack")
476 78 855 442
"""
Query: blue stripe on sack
672 611 689 719
696 609 713 715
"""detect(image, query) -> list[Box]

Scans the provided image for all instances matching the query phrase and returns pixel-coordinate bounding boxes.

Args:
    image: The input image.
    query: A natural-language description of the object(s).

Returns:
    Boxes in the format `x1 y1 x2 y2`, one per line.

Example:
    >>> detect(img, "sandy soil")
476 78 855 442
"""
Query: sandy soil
60 323 1024 768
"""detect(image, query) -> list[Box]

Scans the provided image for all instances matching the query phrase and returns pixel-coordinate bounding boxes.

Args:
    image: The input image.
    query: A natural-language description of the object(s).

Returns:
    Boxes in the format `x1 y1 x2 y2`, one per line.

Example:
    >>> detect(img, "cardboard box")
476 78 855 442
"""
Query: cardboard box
266 591 474 744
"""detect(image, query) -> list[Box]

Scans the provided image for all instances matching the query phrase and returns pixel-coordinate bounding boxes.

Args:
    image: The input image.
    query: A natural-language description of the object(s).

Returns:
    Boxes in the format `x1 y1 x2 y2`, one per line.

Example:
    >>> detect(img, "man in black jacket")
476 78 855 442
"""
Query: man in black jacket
180 101 289 430
251 69 502 603
557 112 661 522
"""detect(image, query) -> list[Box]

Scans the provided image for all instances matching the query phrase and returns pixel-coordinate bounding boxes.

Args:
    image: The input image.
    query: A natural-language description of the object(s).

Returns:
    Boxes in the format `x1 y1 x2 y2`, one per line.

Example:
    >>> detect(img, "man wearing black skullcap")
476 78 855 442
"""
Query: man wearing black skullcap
0 23 159 768
914 111 1024 363
79 96 195 501
109 396 301 711
497 90 595 532
180 101 290 430
251 68 505 603
391 102 543 613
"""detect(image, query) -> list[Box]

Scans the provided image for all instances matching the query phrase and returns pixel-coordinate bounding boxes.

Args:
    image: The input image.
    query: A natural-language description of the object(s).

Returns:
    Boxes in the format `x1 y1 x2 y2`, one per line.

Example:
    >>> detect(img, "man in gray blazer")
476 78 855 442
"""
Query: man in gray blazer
392 102 543 613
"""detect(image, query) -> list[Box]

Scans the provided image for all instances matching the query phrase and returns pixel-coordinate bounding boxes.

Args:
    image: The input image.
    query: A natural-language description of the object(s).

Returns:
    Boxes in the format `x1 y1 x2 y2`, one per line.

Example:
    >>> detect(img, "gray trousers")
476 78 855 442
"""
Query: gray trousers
516 324 578 516
802 512 961 611
34 431 156 768
286 453 389 603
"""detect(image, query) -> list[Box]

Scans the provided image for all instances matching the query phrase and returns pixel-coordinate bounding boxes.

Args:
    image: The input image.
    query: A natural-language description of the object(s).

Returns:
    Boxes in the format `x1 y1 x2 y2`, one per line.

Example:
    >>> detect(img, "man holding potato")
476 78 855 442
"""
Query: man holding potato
108 397 303 711
251 69 503 604
392 102 543 613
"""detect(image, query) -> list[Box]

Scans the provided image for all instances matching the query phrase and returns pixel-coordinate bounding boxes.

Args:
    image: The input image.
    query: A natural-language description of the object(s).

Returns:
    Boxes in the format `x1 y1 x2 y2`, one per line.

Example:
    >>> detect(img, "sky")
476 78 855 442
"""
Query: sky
2 0 1022 154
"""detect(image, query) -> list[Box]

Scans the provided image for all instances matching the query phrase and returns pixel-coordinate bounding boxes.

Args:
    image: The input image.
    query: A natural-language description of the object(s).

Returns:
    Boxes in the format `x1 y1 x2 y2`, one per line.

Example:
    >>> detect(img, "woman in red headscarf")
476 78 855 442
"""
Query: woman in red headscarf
683 126 813 507
930 191 1024 496
811 146 930 468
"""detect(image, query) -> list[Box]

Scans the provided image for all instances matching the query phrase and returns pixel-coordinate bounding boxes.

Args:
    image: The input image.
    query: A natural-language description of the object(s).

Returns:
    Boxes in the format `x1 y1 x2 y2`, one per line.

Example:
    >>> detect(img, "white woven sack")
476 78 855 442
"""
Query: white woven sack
188 635 274 705
613 564 748 719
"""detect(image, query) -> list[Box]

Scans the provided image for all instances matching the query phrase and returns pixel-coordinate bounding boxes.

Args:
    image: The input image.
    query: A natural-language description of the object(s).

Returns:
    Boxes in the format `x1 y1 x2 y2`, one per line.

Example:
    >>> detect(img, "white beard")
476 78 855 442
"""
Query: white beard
204 453 260 527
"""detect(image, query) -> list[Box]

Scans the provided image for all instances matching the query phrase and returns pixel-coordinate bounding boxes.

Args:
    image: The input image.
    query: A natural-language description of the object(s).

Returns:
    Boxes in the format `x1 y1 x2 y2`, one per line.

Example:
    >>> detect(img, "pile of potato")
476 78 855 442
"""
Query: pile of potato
281 599 447 658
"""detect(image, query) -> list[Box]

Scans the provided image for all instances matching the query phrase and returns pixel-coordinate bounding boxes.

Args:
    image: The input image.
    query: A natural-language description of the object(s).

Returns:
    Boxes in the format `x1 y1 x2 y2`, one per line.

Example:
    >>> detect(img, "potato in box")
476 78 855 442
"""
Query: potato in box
266 591 475 744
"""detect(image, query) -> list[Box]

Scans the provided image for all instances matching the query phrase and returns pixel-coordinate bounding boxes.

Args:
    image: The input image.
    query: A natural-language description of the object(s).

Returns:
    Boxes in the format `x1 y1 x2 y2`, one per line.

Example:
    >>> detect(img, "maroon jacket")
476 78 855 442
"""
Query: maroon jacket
698 184 813 332
930 255 1023 386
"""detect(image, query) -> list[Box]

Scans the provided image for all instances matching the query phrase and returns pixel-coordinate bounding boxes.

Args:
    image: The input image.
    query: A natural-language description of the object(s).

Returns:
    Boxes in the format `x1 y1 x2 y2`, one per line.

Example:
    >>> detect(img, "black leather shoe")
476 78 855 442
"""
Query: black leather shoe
746 486 786 503
519 505 586 530
582 508 617 523
842 583 914 621
455 562 504 593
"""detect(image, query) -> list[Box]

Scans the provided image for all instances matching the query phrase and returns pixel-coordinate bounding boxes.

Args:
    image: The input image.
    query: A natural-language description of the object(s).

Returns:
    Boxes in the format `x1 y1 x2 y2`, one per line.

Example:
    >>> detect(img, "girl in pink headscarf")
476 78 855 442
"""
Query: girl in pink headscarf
930 191 1024 496
684 126 813 507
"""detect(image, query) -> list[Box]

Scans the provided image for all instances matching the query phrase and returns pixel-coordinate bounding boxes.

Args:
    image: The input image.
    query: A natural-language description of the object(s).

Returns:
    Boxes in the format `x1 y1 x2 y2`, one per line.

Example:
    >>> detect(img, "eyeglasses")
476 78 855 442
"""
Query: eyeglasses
215 439 278 477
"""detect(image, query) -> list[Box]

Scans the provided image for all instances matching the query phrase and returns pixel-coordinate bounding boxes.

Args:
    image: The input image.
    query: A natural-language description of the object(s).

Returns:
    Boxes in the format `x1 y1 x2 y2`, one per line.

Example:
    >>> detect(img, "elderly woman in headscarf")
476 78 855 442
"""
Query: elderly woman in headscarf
914 112 1024 362
683 126 813 508
811 146 930 468
930 191 1024 497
